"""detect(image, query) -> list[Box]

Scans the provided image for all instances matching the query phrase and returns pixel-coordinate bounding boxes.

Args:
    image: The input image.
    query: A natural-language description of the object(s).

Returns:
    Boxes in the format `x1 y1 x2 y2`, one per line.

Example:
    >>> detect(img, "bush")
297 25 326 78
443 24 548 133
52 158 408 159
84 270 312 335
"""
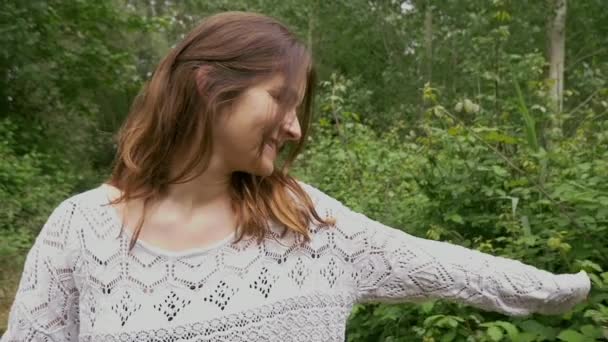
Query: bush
294 75 608 341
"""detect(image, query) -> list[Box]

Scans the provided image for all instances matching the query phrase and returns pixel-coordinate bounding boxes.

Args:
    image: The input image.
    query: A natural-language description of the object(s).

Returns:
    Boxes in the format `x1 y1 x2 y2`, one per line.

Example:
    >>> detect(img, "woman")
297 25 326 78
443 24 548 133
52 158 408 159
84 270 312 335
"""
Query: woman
2 11 590 342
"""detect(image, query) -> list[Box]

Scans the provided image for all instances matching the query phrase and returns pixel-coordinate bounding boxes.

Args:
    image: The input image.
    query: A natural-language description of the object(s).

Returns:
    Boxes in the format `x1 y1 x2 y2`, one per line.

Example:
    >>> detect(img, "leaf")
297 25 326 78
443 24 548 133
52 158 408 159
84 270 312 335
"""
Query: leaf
557 330 585 342
440 330 457 342
580 325 602 339
424 315 445 327
488 326 504 341
514 332 538 342
548 237 562 250
374 306 401 321
514 82 539 151
436 316 460 328
492 165 509 177
447 213 464 224
493 321 520 340
420 300 436 314
485 131 518 144
519 320 558 339
578 260 603 273
448 126 463 136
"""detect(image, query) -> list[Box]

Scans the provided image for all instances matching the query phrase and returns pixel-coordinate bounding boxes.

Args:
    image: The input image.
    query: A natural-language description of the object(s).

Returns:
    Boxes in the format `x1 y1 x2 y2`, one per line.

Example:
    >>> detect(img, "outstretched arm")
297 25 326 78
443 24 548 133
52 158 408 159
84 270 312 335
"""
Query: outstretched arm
301 182 590 317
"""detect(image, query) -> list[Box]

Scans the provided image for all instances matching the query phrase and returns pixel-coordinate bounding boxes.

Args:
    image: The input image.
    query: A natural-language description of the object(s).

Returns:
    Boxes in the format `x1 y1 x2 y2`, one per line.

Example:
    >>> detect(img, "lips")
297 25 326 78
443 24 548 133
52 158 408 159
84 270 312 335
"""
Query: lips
264 140 277 155
267 139 281 150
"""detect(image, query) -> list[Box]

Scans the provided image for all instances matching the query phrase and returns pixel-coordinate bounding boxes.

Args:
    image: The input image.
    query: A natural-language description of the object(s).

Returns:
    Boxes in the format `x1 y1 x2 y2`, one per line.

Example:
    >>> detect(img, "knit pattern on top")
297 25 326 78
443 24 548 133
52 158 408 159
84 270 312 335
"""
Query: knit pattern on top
2 181 590 341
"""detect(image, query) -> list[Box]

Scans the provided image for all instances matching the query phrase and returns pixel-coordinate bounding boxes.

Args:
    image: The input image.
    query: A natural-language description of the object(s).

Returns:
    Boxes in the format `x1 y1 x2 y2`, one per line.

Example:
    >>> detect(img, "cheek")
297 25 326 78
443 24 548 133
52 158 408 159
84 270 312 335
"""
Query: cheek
238 115 275 147
216 117 265 157
216 94 276 154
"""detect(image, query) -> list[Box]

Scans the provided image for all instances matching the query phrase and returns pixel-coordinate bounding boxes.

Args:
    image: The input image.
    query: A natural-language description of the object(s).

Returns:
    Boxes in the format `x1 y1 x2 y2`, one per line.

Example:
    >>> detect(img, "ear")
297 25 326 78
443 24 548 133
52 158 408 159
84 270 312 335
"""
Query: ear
195 65 213 95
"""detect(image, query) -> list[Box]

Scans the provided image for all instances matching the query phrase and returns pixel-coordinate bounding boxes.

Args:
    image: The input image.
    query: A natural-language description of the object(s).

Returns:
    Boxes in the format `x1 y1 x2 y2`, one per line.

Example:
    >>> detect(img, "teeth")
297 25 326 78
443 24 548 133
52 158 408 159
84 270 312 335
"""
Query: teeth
267 140 278 150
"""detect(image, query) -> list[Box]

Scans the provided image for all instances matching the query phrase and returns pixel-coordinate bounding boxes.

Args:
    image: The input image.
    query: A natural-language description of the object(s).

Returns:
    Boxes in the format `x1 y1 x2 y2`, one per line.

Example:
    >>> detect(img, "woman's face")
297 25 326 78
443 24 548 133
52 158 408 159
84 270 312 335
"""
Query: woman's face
213 74 304 176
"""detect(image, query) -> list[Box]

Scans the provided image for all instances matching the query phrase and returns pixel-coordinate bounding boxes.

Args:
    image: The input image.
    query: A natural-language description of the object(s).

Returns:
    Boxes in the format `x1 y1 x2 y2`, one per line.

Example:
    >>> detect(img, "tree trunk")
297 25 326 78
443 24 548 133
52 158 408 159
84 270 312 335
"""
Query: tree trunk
418 3 434 122
307 0 317 55
424 4 433 83
546 0 567 148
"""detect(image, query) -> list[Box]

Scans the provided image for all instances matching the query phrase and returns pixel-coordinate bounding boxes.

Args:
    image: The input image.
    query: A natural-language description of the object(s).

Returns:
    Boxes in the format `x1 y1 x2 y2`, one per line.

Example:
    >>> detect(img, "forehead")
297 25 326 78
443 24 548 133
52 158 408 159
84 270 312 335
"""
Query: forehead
261 74 306 98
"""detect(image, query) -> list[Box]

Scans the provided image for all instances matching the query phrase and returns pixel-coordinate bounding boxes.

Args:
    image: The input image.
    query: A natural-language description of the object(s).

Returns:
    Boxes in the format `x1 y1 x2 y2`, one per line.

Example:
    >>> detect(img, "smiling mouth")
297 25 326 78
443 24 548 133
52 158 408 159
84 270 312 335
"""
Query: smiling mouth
264 141 277 154
264 139 282 156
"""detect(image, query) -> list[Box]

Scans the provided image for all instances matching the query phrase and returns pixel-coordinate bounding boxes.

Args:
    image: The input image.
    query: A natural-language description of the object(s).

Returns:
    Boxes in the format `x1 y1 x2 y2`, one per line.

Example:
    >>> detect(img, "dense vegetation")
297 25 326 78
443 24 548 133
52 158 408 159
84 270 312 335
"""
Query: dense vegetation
1 0 607 340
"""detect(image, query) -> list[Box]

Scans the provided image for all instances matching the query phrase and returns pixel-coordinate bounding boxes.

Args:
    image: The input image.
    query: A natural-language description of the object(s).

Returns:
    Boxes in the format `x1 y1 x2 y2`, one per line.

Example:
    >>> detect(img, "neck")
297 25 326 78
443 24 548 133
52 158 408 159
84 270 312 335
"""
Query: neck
162 155 233 213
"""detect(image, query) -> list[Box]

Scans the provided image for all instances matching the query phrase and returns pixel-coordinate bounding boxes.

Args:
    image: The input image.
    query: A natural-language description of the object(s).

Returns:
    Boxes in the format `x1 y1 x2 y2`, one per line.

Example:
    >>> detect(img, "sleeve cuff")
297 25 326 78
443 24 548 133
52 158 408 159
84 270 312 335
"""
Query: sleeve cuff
572 270 592 300
540 270 591 315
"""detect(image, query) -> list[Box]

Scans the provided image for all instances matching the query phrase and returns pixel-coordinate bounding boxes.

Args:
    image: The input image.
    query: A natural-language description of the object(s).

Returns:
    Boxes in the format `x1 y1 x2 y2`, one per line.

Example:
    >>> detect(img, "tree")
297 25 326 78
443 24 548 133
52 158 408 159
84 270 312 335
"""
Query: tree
546 0 567 149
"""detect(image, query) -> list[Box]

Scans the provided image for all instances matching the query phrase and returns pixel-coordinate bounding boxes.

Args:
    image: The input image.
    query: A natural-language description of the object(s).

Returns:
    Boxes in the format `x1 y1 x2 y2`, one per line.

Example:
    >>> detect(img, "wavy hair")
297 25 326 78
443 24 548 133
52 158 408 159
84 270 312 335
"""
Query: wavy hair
105 12 334 250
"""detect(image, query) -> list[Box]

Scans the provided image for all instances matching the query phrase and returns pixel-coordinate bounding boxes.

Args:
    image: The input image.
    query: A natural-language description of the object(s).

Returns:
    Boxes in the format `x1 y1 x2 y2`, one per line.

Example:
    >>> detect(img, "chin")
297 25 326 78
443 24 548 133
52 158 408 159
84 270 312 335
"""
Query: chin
258 161 275 176
241 147 277 176
246 158 275 177
255 147 278 176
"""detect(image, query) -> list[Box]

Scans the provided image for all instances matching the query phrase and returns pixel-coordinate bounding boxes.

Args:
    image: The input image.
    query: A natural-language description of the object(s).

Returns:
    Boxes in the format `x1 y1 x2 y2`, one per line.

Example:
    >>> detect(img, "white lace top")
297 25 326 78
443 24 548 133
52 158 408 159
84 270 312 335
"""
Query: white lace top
2 181 591 342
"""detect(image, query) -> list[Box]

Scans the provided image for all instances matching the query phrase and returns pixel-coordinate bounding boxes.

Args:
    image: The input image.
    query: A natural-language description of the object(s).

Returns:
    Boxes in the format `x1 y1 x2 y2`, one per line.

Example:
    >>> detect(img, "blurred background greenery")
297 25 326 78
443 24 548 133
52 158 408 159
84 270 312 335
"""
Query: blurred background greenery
1 0 607 340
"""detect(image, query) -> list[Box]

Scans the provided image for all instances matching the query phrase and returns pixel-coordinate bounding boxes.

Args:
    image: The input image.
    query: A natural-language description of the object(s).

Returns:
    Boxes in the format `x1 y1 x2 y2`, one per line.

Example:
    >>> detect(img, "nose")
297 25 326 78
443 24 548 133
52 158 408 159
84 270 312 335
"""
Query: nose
281 110 301 142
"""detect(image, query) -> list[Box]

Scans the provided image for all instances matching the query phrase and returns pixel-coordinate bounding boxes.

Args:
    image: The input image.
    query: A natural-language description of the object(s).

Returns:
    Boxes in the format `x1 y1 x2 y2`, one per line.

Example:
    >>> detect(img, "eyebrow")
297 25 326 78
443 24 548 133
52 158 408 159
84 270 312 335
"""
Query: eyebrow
270 86 305 105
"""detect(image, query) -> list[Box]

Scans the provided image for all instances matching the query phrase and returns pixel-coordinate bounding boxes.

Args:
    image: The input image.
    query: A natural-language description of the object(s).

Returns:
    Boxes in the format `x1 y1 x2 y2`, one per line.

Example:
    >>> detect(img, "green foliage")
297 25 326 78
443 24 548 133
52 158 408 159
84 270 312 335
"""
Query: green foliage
0 118 75 253
0 0 151 254
2 0 608 340
294 74 608 341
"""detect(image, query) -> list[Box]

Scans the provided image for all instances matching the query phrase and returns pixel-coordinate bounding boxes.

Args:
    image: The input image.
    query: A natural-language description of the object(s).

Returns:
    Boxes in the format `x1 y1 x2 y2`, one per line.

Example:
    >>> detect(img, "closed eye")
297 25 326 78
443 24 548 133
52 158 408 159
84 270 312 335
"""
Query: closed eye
268 87 303 108
268 91 281 101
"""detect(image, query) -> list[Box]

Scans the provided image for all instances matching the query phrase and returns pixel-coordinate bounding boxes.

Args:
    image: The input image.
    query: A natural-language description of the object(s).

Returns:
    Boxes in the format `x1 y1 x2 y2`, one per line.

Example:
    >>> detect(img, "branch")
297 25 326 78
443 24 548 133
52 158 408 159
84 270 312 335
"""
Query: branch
566 88 600 118
566 48 607 72
435 106 584 229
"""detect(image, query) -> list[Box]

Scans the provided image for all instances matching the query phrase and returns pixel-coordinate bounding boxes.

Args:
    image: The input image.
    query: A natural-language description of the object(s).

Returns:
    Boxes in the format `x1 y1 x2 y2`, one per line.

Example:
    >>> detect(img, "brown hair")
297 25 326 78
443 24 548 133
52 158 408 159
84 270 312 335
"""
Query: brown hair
105 11 333 250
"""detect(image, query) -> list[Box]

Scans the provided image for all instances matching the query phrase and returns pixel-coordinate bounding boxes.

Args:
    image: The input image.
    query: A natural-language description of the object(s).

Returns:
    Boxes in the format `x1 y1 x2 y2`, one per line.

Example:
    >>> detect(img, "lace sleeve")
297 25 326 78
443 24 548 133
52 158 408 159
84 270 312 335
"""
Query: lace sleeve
300 182 591 317
2 199 82 341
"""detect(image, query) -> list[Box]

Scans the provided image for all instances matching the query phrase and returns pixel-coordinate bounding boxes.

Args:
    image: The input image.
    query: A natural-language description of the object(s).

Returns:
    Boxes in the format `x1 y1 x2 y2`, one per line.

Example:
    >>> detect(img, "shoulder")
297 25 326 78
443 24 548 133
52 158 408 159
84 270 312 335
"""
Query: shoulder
295 180 347 212
294 180 370 237
64 183 109 209
43 185 103 225
295 180 399 240
42 184 114 240
53 183 117 224
28 185 106 262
